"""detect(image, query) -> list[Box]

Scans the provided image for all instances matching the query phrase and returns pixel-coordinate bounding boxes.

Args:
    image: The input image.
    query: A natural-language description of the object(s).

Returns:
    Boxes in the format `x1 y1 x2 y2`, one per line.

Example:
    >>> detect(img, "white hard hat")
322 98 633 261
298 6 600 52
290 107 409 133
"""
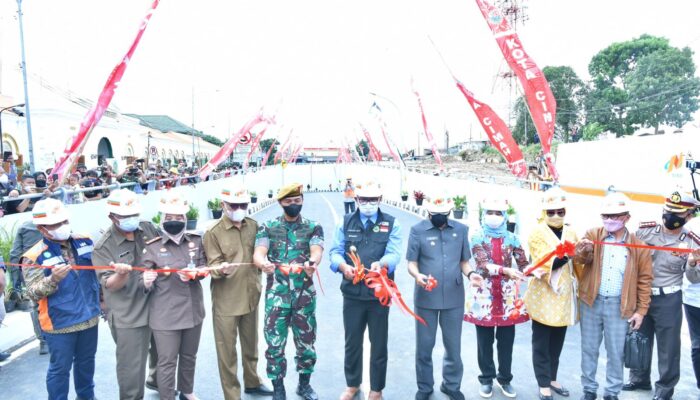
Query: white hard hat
106 189 142 216
221 186 251 204
601 192 630 214
541 187 567 210
426 196 454 213
354 181 382 198
158 191 189 215
32 198 69 225
480 197 509 212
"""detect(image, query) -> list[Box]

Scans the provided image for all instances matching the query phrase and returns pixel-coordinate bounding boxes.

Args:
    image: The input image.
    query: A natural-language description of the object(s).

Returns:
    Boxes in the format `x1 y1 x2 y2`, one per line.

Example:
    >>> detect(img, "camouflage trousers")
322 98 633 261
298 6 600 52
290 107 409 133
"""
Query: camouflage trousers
264 302 317 379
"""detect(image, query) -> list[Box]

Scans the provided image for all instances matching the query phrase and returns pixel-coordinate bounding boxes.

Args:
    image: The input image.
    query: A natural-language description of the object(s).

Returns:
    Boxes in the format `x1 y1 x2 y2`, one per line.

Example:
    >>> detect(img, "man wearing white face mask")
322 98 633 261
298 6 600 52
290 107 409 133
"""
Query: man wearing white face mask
22 198 101 400
93 189 160 399
330 180 402 400
203 187 272 400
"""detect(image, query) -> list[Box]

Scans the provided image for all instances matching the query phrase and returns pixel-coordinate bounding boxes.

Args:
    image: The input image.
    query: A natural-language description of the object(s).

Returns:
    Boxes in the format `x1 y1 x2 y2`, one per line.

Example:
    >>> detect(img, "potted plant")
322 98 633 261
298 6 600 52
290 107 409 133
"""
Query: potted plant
506 203 517 233
400 190 408 202
186 204 199 230
413 190 426 206
208 199 223 219
152 213 161 225
268 189 273 199
250 191 258 204
452 195 467 219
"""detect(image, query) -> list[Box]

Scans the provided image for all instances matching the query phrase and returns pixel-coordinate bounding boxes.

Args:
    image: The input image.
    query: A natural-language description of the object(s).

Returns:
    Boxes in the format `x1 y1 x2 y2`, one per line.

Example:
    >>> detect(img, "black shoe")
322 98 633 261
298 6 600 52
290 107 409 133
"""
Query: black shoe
245 383 274 396
415 390 432 400
39 341 49 355
0 351 10 362
272 378 286 400
539 393 554 400
296 374 318 400
551 385 570 397
602 396 618 400
479 383 493 398
145 380 158 391
440 383 465 400
580 392 597 400
622 382 652 391
496 382 517 398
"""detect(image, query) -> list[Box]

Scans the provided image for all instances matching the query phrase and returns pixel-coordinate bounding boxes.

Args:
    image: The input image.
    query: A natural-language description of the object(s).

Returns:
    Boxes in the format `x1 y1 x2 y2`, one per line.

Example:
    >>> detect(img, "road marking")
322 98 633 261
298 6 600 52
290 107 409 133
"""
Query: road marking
321 194 341 225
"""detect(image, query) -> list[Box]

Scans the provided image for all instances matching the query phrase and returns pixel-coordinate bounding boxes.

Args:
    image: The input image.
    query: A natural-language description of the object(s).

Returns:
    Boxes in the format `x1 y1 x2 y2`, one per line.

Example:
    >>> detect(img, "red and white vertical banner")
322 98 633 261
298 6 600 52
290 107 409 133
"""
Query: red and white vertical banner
379 124 401 163
274 130 293 164
455 81 527 178
243 127 268 169
411 83 445 170
475 0 558 180
198 111 272 180
288 142 303 164
51 0 161 183
359 124 382 162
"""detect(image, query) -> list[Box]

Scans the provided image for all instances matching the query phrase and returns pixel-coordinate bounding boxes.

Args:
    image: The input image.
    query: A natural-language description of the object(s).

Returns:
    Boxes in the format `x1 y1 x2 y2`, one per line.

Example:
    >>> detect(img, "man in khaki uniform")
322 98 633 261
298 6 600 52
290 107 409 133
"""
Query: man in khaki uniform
204 187 272 399
93 189 159 399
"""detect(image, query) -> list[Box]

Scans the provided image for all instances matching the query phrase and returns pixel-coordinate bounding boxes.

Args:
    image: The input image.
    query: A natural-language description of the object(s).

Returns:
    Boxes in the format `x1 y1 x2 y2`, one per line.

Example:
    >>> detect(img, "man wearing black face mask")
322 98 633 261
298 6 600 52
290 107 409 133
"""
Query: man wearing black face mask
623 191 700 400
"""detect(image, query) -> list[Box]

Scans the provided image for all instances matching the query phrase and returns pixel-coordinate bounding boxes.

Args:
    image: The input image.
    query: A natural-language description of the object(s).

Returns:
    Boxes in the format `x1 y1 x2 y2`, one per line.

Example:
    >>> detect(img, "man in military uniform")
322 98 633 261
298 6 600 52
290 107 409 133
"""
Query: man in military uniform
254 183 324 400
22 198 101 400
623 191 700 400
329 180 401 400
204 186 272 400
93 189 159 399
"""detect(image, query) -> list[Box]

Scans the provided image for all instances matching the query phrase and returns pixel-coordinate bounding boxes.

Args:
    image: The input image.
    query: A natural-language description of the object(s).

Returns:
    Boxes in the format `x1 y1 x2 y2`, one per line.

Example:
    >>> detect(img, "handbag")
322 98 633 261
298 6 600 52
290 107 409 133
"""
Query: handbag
624 327 651 369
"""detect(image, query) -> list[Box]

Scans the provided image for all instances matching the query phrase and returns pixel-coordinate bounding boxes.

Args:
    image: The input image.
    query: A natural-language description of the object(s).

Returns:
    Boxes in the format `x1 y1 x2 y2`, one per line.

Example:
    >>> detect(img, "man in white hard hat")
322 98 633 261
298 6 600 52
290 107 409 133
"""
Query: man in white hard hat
204 186 272 399
330 180 402 400
22 198 101 400
575 192 653 400
92 189 160 399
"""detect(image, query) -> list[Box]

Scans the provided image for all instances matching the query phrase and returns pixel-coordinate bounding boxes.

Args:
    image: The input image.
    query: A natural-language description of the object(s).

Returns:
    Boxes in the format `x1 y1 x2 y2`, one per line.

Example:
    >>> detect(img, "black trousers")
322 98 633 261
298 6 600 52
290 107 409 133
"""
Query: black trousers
684 303 700 389
344 202 356 214
475 325 514 385
343 297 389 391
531 320 567 388
629 291 682 399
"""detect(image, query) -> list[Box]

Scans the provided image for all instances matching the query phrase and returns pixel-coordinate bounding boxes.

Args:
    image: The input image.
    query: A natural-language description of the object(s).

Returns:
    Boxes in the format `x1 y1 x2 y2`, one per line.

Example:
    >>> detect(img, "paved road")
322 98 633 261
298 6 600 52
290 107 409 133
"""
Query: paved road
0 192 697 399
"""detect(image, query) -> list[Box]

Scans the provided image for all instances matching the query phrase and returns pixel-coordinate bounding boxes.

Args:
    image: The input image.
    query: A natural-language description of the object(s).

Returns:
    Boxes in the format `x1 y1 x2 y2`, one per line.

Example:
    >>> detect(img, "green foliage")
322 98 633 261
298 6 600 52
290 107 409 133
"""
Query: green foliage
250 191 257 197
581 122 606 141
152 213 161 225
355 140 370 159
400 189 408 196
207 199 222 211
482 146 501 157
186 204 199 220
452 195 467 211
506 203 516 216
200 134 223 146
260 138 280 162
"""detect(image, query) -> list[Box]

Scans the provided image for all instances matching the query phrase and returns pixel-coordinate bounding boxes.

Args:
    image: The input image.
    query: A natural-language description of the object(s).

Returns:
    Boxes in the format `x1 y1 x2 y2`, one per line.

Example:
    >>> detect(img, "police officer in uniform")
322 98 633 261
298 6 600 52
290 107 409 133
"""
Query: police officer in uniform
141 191 207 400
330 180 402 400
93 189 159 399
254 183 324 400
623 191 700 400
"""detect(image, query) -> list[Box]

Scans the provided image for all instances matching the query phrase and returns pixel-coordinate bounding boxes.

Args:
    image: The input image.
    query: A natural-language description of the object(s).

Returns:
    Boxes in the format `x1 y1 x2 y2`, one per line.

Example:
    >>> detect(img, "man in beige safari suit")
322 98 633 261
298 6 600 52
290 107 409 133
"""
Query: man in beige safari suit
204 186 272 399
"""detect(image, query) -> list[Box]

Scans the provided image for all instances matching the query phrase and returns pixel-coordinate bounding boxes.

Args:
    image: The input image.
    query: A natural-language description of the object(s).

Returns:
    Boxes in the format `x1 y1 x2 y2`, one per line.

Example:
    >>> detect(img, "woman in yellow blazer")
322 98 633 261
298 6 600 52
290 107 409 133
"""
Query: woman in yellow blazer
525 188 579 400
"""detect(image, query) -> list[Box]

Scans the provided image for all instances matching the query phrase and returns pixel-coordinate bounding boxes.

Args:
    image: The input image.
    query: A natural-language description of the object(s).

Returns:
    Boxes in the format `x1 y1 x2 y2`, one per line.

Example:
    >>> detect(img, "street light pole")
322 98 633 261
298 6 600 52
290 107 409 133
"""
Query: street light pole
0 103 25 160
17 0 35 173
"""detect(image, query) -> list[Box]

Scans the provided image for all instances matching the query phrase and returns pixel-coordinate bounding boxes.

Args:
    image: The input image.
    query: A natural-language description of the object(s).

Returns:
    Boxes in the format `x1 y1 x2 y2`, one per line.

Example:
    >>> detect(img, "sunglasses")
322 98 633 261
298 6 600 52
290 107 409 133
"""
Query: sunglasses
225 202 248 211
546 209 566 217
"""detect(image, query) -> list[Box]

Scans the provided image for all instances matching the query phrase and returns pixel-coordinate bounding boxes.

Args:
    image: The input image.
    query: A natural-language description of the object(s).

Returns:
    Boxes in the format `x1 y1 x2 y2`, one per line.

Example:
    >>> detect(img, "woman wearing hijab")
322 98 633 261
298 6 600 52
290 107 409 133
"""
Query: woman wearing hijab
465 197 529 399
525 188 580 400
142 191 208 400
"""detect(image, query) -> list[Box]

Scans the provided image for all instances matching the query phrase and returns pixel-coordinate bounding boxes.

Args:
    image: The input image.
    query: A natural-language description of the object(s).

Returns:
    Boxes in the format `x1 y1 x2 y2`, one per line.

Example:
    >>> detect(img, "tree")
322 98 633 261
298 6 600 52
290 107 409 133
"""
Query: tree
584 34 700 136
355 140 370 160
200 134 223 146
259 138 280 161
512 65 586 144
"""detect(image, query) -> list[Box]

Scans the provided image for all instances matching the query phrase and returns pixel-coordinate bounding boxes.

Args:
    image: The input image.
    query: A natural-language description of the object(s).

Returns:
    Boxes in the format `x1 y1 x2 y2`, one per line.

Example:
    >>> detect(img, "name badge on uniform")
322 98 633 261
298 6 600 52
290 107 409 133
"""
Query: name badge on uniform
76 245 93 256
426 236 438 241
118 251 130 258
41 255 65 266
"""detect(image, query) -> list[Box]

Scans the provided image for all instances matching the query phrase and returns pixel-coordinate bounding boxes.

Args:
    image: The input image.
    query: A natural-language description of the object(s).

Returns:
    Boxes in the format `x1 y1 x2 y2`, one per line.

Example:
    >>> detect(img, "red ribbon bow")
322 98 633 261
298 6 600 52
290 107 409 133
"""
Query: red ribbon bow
424 275 438 292
524 240 576 276
365 268 427 326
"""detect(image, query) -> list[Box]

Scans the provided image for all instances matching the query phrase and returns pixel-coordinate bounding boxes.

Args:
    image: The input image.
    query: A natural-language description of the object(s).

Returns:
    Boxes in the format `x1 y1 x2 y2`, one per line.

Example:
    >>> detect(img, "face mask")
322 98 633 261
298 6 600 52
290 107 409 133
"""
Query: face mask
24 185 35 192
35 179 47 188
117 216 140 232
429 213 448 228
603 219 625 233
359 204 378 217
545 215 564 229
662 212 687 230
484 214 504 229
283 204 302 218
49 224 71 241
162 220 186 235
0 174 8 184
227 209 246 222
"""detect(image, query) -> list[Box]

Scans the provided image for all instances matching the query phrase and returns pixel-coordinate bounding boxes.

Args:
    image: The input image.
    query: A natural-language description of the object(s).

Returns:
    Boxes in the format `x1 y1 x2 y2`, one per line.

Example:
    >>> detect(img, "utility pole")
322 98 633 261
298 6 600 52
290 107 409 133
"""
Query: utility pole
17 0 34 172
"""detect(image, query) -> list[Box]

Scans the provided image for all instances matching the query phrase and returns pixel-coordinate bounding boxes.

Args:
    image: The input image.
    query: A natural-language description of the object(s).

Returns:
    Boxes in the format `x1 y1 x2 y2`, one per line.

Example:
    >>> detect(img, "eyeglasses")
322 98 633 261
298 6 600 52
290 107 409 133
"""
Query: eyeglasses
357 198 380 205
601 213 628 221
546 209 566 217
225 202 248 211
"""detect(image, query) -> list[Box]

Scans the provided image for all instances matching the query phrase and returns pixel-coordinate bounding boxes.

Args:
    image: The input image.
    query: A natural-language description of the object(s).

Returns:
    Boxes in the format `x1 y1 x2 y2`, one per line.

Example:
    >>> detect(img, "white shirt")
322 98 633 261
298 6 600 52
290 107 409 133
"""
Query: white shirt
598 231 628 297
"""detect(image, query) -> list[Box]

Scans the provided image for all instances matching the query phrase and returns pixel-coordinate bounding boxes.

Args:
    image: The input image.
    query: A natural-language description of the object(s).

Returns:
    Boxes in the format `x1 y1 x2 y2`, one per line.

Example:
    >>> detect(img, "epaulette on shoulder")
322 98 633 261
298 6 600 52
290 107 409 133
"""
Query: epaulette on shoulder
639 221 657 229
145 236 162 245
689 231 700 245
94 230 111 249
22 240 47 263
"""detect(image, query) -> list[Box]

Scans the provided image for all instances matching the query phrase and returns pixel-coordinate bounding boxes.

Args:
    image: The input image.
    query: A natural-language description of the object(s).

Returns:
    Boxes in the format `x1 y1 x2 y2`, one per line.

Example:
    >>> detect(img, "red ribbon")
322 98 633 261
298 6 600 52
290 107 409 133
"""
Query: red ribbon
523 241 576 276
276 263 325 296
424 275 438 292
365 268 427 326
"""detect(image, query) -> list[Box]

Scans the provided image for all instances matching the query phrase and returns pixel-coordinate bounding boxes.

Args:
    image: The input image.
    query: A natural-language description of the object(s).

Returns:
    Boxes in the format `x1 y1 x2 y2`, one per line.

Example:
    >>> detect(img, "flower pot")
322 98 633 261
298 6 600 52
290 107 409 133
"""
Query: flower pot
211 209 222 219
251 197 258 204
186 219 198 230
401 195 408 201
507 222 516 233
268 193 273 198
415 198 424 206
453 210 464 219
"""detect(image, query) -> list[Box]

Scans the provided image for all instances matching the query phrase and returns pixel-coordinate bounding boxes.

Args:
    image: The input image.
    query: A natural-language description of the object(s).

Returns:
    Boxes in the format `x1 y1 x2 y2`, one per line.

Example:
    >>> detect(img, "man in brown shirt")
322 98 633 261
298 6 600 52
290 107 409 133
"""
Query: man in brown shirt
204 186 271 399
93 189 160 399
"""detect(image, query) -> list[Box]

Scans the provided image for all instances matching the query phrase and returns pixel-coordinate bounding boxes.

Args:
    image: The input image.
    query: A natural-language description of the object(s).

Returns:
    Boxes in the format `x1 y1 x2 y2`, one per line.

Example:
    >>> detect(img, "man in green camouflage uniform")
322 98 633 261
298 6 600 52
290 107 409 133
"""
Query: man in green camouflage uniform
254 183 324 400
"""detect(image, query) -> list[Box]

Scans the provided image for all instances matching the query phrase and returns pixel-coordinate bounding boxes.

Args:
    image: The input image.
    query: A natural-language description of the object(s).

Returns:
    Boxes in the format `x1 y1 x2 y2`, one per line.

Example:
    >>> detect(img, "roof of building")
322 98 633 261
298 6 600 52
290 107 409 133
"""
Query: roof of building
125 114 202 136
